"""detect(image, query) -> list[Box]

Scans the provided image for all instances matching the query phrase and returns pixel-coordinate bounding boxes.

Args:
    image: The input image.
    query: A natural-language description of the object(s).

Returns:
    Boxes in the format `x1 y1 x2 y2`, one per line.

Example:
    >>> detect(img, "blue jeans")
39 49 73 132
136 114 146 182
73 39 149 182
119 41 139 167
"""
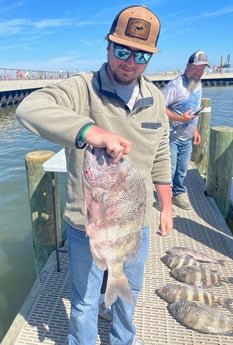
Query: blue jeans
67 224 149 345
170 138 192 195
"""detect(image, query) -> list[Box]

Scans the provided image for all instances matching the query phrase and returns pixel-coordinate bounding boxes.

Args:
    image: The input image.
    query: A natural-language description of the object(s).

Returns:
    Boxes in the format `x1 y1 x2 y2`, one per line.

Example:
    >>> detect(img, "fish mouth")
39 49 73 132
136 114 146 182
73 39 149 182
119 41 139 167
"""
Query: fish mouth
160 255 166 264
83 146 117 185
85 146 111 166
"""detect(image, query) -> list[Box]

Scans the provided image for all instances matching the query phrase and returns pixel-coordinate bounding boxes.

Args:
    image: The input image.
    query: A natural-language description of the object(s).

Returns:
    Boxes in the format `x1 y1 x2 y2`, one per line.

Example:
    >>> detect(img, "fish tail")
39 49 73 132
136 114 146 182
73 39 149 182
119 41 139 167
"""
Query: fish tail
217 259 225 266
104 275 135 308
220 297 233 313
223 276 233 284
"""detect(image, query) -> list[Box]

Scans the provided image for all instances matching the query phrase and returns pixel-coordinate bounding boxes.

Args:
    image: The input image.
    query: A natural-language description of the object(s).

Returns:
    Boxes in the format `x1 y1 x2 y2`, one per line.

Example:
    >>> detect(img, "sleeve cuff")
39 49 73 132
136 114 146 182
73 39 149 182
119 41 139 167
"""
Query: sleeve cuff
76 138 86 149
75 122 94 149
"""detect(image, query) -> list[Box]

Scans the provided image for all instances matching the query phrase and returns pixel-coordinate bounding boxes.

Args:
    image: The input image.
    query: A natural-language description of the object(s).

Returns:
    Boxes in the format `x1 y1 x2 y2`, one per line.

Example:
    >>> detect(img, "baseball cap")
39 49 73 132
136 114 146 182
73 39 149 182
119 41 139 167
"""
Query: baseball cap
188 50 210 67
107 5 160 53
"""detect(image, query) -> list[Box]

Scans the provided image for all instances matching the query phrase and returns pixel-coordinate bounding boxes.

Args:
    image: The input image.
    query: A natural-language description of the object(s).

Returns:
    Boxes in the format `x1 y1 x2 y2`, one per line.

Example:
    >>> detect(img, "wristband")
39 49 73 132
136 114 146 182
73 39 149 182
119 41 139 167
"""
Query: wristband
79 124 94 141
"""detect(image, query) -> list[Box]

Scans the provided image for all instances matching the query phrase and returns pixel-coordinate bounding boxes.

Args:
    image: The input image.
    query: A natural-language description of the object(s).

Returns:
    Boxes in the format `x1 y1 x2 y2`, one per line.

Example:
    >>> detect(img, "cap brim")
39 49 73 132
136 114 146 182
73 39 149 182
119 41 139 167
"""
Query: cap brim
192 62 210 67
108 34 158 53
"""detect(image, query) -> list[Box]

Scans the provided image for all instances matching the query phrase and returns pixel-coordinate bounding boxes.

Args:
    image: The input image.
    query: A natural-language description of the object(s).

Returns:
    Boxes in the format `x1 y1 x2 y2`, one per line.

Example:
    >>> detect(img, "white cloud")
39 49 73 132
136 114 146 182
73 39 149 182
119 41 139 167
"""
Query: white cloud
34 18 73 29
0 19 29 35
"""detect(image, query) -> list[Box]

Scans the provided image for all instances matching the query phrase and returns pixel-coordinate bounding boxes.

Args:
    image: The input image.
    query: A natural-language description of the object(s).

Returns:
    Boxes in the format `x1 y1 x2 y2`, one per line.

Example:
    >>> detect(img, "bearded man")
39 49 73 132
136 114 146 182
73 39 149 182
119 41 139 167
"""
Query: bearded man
163 50 210 209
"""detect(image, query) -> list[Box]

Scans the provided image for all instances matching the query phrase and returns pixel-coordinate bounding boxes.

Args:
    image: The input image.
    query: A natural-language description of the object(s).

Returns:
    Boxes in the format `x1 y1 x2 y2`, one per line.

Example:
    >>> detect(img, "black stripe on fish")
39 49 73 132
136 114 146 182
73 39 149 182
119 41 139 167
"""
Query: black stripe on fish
169 265 233 288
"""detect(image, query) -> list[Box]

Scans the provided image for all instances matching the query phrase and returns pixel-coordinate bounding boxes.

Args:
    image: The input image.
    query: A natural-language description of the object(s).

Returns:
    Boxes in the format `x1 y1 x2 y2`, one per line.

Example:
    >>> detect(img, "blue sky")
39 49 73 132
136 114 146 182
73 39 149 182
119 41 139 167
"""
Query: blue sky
1 0 233 74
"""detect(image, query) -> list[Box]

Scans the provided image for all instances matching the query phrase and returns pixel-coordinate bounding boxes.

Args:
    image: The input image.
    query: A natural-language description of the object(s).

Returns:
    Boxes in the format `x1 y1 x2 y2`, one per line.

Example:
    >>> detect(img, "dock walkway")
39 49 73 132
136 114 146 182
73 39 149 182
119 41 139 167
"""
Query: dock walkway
2 165 233 345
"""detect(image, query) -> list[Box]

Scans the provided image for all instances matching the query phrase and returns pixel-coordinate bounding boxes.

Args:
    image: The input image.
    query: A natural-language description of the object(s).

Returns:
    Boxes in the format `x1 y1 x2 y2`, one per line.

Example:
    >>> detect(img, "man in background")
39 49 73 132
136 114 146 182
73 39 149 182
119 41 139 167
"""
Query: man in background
163 50 209 209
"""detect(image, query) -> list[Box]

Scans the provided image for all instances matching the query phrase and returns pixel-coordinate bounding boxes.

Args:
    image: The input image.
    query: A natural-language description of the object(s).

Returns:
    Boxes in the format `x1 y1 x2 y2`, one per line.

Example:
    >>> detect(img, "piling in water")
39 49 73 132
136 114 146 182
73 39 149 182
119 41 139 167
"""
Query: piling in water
206 127 233 220
191 98 211 178
25 150 62 275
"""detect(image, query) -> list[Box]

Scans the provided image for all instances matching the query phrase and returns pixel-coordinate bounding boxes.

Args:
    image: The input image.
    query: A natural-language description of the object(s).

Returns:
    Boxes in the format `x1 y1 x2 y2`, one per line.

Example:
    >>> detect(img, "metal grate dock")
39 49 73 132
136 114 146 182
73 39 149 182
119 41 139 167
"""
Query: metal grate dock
2 166 233 345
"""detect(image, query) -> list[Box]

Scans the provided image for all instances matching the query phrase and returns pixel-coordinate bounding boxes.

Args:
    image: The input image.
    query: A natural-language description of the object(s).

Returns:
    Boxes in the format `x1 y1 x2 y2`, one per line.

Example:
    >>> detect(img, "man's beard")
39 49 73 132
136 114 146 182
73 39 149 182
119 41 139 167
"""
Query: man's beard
111 70 135 85
187 78 200 92
107 63 137 85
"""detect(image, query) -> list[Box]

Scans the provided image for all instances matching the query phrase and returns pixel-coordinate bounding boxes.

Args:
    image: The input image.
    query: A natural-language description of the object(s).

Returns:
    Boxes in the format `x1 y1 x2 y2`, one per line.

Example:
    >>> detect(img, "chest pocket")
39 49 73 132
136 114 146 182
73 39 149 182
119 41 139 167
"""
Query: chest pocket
141 122 161 129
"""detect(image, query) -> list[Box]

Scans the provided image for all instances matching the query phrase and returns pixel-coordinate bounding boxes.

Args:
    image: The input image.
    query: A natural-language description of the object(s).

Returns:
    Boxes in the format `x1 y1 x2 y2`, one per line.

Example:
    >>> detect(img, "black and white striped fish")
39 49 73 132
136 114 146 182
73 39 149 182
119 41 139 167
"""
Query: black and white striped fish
156 282 233 312
161 253 200 269
170 265 233 288
166 246 225 266
168 301 233 334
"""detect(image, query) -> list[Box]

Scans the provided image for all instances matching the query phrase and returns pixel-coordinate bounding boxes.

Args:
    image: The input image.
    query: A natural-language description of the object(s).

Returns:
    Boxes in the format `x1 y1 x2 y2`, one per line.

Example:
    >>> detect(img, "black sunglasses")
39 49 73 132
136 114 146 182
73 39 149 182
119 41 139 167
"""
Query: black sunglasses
113 43 152 65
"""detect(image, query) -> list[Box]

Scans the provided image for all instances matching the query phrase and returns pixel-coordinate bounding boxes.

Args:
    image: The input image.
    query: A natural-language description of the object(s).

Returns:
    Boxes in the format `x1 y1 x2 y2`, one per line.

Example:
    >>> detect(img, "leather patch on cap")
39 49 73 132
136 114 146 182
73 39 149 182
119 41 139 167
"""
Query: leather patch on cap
125 18 151 41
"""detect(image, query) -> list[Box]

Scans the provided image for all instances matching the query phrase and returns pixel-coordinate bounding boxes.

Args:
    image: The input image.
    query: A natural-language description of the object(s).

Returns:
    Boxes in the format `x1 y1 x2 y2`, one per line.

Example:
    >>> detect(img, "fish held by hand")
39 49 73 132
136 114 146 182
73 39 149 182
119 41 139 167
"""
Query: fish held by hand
82 146 146 307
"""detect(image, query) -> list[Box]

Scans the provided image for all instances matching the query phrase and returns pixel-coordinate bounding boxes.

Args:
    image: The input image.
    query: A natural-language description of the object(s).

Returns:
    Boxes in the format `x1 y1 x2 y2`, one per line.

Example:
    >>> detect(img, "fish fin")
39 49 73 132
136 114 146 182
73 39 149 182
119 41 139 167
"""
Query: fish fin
89 245 107 270
104 274 135 308
125 235 141 266
94 258 107 271
86 222 96 237
90 248 107 270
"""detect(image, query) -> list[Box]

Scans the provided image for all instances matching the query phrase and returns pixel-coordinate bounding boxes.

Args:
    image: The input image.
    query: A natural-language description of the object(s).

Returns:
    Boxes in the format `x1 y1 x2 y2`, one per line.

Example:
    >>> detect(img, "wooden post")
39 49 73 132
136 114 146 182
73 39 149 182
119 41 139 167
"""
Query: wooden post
25 150 62 275
206 127 233 219
191 98 211 178
227 198 233 232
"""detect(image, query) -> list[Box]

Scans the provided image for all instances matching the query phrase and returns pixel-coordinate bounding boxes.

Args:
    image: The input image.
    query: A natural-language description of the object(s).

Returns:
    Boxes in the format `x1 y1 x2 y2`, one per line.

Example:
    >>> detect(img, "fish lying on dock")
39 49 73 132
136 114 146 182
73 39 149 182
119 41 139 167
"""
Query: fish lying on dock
156 282 233 311
170 265 233 288
166 246 225 266
161 253 200 270
168 301 233 335
82 146 146 307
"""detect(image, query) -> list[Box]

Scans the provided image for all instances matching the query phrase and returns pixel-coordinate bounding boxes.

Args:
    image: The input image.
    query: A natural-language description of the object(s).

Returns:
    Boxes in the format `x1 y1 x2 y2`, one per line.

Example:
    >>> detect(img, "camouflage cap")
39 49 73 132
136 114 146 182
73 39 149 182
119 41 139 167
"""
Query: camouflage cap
107 5 160 53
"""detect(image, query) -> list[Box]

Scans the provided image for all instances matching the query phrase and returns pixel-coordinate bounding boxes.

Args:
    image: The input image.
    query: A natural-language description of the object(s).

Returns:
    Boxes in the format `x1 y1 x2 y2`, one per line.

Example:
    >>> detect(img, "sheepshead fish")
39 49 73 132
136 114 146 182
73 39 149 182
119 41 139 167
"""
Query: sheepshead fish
156 282 233 311
161 253 200 269
168 301 233 334
82 146 146 307
166 246 225 266
170 265 233 288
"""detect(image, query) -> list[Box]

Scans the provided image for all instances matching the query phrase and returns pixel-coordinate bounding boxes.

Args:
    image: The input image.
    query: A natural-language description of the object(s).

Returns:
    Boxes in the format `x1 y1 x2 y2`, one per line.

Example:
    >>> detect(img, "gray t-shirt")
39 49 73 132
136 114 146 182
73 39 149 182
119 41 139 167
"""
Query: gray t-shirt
113 81 139 111
163 75 201 141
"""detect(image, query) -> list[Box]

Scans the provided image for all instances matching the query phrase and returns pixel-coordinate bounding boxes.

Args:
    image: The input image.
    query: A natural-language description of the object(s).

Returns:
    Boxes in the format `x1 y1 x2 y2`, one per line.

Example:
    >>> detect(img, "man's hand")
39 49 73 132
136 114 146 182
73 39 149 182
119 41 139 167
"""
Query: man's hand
192 128 201 145
155 184 173 236
83 125 132 163
166 108 195 123
181 109 196 122
159 207 173 236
